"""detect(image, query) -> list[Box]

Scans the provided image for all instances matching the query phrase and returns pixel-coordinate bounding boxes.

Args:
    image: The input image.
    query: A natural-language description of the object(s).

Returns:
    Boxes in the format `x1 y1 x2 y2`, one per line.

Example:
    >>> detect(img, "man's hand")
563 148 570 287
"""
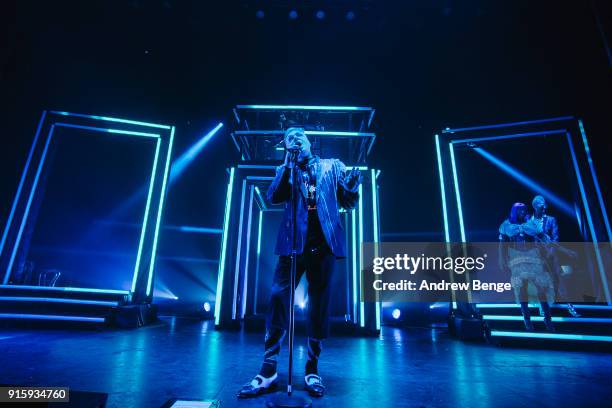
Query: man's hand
344 168 363 192
283 150 297 169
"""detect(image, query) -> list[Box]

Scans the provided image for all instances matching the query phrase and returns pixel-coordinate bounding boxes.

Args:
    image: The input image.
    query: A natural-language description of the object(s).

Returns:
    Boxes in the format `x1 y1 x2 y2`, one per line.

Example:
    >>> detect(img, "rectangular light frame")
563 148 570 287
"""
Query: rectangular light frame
216 167 376 330
0 111 175 300
435 118 611 303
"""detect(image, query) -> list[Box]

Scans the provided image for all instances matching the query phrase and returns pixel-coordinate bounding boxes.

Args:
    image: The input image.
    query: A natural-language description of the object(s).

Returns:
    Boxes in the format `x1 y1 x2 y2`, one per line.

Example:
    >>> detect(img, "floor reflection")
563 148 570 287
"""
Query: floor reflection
1 318 610 408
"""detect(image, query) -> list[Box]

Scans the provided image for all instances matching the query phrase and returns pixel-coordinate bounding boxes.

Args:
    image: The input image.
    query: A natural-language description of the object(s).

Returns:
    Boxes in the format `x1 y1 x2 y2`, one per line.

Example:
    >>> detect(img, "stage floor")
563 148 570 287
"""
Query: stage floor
1 316 611 408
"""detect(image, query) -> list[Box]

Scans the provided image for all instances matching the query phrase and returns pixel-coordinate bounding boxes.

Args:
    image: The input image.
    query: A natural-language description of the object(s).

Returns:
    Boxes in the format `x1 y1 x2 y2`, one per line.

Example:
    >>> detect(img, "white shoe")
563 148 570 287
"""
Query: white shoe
237 373 278 398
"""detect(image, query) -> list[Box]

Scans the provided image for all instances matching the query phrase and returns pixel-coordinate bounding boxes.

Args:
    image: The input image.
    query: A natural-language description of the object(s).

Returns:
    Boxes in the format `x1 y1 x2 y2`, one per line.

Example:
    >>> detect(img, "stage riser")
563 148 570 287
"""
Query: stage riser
0 304 156 328
490 337 612 351
0 287 131 326
477 306 612 318
484 320 612 335
451 304 612 349
0 318 108 329
0 302 117 317
492 337 612 350
0 286 128 302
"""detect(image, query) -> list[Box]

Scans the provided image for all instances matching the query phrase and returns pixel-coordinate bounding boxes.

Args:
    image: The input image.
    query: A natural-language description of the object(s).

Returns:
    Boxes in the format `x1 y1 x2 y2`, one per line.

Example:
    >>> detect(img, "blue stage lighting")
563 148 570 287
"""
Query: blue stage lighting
0 296 119 307
3 110 175 298
104 123 222 223
5 123 164 288
0 111 47 266
346 11 356 21
565 134 609 301
442 116 574 134
132 140 162 292
141 151 179 289
315 10 325 20
579 120 612 244
203 302 211 312
169 122 223 185
176 226 223 234
351 209 358 324
0 313 105 323
429 302 449 309
215 167 236 325
449 143 466 242
289 10 298 20
257 212 263 256
473 147 574 216
5 128 56 273
236 104 372 111
483 315 612 323
371 169 381 331
490 330 612 342
153 278 178 302
50 110 171 129
234 130 374 141
477 303 612 310
255 10 265 19
358 184 365 327
153 290 178 300
435 135 450 243
53 122 161 138
392 308 401 319
2 285 129 295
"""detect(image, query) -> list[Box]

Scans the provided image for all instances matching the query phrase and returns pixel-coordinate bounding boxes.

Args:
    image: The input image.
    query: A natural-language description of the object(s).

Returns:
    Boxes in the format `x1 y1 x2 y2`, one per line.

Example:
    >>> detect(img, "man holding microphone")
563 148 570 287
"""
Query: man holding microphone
238 126 362 399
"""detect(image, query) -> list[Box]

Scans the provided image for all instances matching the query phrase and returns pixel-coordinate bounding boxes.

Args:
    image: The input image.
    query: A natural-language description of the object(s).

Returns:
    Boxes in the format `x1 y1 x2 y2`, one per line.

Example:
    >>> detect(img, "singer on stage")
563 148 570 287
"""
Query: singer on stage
238 126 362 399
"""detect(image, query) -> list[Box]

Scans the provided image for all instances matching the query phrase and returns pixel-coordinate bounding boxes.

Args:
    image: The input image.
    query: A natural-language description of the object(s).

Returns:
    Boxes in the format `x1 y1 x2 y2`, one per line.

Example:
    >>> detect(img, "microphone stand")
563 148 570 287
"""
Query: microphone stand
267 151 312 408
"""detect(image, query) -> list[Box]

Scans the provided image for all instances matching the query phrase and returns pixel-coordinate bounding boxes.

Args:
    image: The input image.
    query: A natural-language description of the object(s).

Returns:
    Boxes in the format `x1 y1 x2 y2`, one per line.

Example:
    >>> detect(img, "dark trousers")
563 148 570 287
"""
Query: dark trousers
266 246 336 339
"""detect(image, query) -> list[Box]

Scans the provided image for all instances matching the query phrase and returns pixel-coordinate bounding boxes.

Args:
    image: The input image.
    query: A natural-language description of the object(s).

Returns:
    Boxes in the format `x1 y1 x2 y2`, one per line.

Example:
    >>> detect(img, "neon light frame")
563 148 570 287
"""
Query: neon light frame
482 315 612 323
231 131 377 164
0 296 119 307
578 120 612 247
215 167 378 329
0 111 175 299
490 330 612 342
235 105 373 112
371 169 381 331
214 167 235 325
435 135 450 243
476 302 612 310
253 205 263 315
435 118 611 303
0 313 106 323
233 130 375 137
358 183 365 327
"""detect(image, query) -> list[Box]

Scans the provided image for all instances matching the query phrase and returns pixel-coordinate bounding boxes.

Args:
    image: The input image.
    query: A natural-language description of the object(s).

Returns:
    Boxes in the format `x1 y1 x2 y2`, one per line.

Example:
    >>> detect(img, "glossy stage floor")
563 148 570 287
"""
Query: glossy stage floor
1 316 611 408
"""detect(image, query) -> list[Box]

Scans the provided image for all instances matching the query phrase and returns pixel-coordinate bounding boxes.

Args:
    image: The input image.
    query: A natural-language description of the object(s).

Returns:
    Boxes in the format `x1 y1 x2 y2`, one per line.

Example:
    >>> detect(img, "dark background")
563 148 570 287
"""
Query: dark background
1 0 610 306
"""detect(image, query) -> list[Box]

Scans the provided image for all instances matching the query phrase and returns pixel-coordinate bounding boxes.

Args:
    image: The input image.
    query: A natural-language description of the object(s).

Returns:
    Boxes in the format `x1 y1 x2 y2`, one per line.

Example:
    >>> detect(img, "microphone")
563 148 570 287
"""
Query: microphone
286 143 302 158
287 149 300 166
